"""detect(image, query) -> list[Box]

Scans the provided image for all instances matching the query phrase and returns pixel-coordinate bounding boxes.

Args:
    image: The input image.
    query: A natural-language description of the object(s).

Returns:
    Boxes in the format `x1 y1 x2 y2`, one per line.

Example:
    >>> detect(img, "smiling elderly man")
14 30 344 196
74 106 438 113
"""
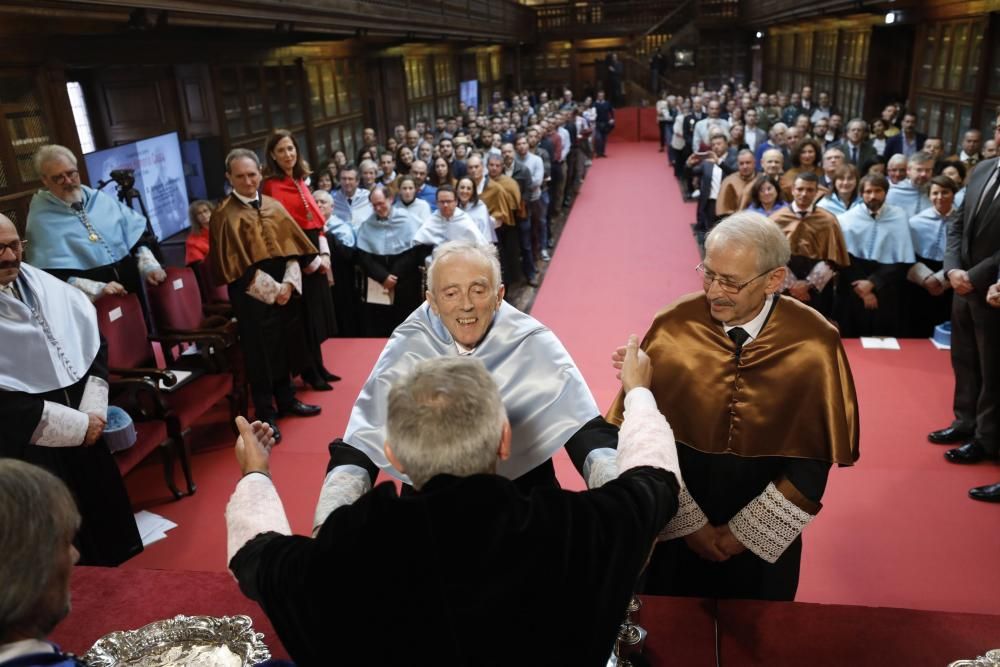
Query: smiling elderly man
607 211 859 601
326 240 620 495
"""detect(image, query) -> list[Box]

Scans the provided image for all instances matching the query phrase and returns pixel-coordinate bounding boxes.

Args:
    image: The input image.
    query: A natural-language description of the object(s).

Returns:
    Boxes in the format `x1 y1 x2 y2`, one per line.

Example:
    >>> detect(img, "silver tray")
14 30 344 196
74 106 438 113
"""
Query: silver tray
82 614 271 666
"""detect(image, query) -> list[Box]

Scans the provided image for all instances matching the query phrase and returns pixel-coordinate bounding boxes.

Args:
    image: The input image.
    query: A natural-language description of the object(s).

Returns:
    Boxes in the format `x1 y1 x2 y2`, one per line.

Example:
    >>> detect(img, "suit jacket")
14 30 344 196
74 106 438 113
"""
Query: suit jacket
697 150 738 224
944 157 1000 291
884 132 927 157
832 140 878 168
745 127 768 154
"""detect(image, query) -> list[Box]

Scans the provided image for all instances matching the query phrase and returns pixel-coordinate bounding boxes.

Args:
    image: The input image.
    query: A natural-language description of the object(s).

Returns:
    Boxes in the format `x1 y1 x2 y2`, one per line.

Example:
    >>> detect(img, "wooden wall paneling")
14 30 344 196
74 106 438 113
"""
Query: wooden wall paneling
379 56 408 141
93 66 179 146
174 64 219 139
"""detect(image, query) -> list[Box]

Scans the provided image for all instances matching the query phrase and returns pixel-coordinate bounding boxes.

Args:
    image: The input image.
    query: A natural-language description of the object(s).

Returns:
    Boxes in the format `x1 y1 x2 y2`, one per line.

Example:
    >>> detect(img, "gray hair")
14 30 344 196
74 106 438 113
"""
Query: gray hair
33 144 77 175
0 460 80 638
768 122 788 139
823 145 846 159
387 356 506 489
486 152 504 165
737 149 755 160
359 159 377 172
313 189 333 205
847 118 867 132
225 148 260 173
705 211 791 273
426 241 502 294
887 153 907 168
908 151 934 166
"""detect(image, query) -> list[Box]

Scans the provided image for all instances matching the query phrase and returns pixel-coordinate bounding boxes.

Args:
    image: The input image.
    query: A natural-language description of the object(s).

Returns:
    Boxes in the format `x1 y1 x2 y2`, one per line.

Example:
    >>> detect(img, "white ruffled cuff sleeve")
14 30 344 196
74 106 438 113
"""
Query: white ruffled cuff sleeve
67 277 108 301
616 387 680 479
728 481 818 564
30 401 89 447
78 376 109 420
583 448 617 489
135 245 163 279
225 472 292 564
312 464 372 534
283 259 303 295
659 485 709 540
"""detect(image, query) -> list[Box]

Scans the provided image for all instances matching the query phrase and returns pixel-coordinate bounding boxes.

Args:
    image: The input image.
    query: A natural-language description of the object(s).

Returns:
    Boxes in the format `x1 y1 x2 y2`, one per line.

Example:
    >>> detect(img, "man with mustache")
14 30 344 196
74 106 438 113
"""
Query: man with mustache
25 144 166 303
607 212 859 601
0 213 142 566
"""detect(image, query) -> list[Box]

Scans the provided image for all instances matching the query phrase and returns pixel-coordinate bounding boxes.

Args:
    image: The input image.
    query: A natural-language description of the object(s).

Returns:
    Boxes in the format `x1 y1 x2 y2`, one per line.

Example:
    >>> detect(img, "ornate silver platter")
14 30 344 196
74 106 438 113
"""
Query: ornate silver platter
949 649 1000 667
82 614 271 667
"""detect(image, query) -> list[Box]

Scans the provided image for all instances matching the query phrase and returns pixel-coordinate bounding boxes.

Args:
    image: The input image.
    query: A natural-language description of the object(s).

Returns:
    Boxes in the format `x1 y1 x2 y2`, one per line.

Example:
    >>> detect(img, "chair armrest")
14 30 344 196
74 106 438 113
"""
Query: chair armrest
110 367 178 387
108 376 171 420
149 333 231 372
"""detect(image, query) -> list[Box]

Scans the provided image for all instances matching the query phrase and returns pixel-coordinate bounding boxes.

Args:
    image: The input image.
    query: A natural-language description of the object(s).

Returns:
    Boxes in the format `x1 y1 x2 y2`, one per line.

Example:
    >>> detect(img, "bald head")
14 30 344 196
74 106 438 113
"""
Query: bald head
0 213 22 286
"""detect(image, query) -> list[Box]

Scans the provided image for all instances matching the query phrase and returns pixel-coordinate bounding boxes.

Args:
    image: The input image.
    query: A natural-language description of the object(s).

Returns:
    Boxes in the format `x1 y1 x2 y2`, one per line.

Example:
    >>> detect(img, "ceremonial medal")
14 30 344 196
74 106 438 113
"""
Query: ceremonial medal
89 233 99 242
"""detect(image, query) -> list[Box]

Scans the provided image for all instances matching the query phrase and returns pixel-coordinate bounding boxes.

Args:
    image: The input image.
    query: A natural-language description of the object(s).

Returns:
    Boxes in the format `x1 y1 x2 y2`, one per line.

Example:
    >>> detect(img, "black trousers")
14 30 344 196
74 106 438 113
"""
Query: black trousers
950 291 1000 455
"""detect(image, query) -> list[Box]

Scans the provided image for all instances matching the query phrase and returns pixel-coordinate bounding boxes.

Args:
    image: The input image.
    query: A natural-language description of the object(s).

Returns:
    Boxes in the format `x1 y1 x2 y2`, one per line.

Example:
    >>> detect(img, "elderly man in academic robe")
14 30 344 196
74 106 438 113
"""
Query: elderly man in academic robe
0 214 142 567
607 212 860 601
25 144 166 302
834 174 916 337
226 349 680 665
325 241 624 499
411 185 487 249
209 149 321 442
886 151 934 216
768 171 850 318
487 152 526 286
716 149 758 217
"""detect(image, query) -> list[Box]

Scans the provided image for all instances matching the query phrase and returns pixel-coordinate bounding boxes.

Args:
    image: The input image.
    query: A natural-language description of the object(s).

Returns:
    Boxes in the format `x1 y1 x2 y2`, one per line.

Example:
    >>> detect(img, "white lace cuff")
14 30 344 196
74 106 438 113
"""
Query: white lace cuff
312 465 371 535
780 264 797 292
583 448 617 489
78 376 109 420
907 262 933 285
283 259 303 295
226 472 292 564
806 261 835 292
246 270 280 305
30 401 89 447
67 277 107 301
617 387 680 479
135 245 162 279
304 255 323 274
659 485 708 540
728 482 816 564
318 234 331 256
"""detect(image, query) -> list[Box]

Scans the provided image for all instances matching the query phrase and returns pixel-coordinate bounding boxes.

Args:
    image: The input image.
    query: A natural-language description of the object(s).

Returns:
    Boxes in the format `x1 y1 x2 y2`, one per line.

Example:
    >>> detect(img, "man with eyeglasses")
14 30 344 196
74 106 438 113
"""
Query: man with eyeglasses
25 144 166 301
769 171 850 318
606 212 859 601
0 213 142 566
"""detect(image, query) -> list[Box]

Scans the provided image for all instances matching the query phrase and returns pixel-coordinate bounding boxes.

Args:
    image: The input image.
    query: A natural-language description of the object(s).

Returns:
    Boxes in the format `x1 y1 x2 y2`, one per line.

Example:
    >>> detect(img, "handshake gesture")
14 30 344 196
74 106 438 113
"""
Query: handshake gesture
611 334 651 392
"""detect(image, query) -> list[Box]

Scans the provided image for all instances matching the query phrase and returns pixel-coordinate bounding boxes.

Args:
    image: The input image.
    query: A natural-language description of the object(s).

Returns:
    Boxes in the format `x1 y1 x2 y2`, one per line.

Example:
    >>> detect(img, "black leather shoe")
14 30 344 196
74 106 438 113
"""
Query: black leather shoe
944 442 998 464
928 426 974 444
264 418 282 444
320 367 342 383
307 378 333 391
277 399 322 418
969 482 1000 502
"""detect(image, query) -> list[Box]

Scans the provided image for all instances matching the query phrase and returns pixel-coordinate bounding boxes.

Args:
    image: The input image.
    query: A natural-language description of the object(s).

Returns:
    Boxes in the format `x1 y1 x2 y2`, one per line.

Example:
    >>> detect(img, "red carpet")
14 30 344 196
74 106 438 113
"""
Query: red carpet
123 141 999 616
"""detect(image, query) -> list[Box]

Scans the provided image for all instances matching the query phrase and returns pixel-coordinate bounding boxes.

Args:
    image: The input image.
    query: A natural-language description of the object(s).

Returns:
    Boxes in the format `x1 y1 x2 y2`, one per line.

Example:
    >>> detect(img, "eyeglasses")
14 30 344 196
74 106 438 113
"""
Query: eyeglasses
0 239 26 255
46 169 80 185
695 263 774 295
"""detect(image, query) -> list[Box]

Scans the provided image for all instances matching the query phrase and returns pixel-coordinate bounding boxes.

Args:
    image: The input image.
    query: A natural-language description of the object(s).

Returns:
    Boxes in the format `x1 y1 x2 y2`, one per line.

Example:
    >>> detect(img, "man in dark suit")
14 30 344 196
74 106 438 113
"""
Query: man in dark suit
687 132 737 239
833 118 878 168
885 112 927 159
932 113 1000 480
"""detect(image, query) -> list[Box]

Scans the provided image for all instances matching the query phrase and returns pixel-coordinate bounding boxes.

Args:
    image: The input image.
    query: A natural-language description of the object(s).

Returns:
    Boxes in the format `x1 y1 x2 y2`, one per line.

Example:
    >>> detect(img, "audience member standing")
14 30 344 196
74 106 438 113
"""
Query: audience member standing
209 149 321 442
262 130 339 390
0 214 141 566
934 114 1000 466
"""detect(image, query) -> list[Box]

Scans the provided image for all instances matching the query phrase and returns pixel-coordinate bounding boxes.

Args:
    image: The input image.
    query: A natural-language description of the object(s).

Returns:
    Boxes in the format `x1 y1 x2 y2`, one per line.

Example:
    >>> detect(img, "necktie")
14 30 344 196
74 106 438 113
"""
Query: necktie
851 146 857 163
971 167 1000 235
727 327 750 356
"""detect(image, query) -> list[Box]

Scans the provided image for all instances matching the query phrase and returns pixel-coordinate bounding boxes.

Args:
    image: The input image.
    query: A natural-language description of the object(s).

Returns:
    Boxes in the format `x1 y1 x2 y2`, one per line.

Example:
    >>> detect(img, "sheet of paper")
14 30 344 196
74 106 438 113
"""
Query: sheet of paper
159 369 193 391
860 337 901 350
134 510 178 546
367 277 394 306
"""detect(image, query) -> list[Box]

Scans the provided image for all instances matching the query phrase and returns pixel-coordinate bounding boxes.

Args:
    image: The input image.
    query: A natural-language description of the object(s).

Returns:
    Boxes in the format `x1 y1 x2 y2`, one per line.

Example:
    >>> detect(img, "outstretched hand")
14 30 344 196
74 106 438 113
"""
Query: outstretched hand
234 416 276 476
619 334 651 392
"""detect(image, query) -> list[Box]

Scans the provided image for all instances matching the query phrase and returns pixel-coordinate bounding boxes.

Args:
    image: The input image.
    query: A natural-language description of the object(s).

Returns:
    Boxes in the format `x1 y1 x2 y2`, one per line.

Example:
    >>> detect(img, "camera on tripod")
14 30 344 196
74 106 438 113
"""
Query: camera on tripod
109 168 136 190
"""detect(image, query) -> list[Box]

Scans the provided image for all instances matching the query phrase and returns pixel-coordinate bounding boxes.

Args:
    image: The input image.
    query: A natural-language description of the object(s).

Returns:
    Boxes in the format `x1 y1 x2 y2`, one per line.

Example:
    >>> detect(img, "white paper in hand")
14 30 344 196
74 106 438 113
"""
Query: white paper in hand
367 277 393 306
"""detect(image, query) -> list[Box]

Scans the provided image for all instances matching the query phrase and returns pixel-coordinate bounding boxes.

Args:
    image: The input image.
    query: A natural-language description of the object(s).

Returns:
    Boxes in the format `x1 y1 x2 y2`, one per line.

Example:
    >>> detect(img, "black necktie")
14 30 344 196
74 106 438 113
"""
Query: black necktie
250 199 261 210
728 327 750 355
851 146 857 163
70 202 84 212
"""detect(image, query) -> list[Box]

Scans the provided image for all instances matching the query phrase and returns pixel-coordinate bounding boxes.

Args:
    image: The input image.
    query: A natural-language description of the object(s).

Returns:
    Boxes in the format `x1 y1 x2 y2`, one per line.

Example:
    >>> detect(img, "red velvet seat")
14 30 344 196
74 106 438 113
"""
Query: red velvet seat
95 292 239 497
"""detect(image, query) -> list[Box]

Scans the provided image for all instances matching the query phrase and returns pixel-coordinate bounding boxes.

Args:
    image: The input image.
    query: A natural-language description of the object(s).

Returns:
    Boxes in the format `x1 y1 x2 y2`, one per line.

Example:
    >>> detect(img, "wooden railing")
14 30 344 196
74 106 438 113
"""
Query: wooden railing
534 0 688 35
21 0 534 41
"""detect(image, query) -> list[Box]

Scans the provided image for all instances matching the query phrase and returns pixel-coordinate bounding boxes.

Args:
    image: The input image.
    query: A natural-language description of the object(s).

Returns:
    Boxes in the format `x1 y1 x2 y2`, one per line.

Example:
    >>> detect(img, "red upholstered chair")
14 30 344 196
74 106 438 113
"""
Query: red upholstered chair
145 266 246 415
95 292 238 496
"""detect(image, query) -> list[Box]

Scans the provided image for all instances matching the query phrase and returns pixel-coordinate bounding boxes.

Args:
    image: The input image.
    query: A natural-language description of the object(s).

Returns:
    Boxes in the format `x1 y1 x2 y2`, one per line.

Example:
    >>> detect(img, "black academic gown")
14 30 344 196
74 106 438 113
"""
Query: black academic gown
0 341 142 566
355 246 426 337
301 228 338 358
231 468 678 666
835 256 909 337
326 235 362 337
903 255 953 338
